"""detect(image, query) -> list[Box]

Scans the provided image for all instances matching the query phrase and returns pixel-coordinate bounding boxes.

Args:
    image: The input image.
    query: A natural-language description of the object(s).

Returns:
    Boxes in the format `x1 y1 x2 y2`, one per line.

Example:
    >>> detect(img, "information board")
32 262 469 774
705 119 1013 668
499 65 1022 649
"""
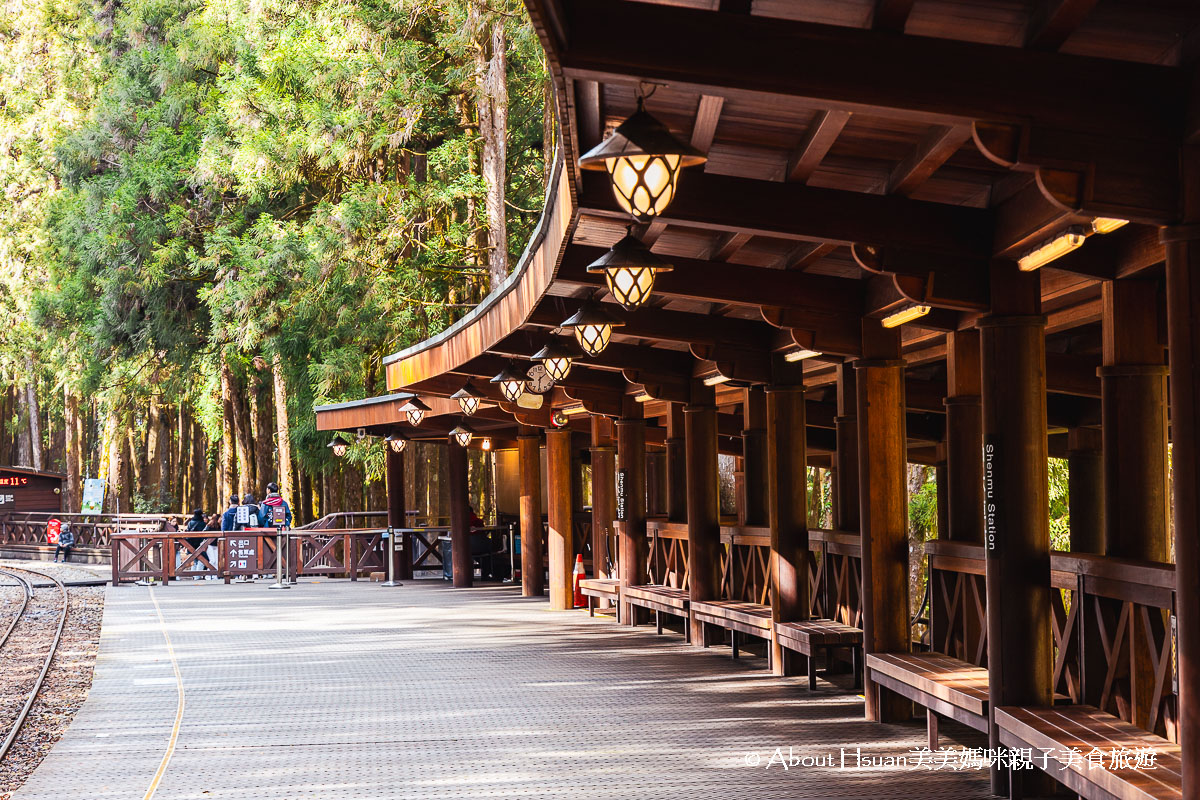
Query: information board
228 537 259 571
81 478 105 514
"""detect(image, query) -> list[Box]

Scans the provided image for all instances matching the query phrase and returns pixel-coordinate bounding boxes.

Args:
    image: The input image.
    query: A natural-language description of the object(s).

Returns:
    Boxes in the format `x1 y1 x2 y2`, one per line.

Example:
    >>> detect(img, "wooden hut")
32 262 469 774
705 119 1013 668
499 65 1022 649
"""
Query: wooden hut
0 466 64 514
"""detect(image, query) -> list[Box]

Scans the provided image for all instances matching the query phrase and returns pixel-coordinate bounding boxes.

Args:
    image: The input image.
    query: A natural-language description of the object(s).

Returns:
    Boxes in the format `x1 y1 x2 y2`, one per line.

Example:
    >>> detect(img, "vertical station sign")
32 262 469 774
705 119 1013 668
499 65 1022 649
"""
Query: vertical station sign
982 438 998 553
615 468 627 521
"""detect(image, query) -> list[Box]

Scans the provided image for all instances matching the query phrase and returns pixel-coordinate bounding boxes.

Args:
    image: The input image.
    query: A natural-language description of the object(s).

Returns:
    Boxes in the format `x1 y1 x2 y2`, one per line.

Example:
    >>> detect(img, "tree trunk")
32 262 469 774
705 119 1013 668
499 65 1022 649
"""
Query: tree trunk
190 419 207 513
64 385 82 512
250 366 273 488
229 372 254 496
23 358 43 470
299 470 313 526
220 363 237 501
271 354 294 504
126 425 143 506
145 395 166 507
472 2 509 290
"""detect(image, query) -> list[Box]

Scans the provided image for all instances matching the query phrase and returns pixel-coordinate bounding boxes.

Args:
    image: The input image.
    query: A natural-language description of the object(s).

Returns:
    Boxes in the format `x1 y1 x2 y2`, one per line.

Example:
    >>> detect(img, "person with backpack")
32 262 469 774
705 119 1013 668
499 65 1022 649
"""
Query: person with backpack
184 509 208 576
53 523 75 563
258 482 293 529
221 495 240 532
238 494 259 531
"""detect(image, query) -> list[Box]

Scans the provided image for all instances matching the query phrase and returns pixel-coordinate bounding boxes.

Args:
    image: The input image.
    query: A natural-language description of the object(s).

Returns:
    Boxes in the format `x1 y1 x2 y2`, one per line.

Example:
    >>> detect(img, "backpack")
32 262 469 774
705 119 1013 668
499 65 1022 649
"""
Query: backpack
186 518 205 532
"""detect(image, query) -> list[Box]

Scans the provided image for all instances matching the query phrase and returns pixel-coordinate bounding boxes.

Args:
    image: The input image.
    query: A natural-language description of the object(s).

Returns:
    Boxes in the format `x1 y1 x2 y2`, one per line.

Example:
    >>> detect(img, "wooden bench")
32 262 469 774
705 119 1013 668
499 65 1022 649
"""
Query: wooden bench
775 619 863 690
995 705 1182 800
578 578 620 621
623 585 690 640
866 652 990 747
691 600 773 664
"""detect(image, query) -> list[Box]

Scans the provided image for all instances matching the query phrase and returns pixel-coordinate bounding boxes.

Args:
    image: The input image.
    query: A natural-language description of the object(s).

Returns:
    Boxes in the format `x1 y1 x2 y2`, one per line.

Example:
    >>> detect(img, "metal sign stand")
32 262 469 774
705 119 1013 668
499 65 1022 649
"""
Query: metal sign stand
268 524 290 590
381 526 402 587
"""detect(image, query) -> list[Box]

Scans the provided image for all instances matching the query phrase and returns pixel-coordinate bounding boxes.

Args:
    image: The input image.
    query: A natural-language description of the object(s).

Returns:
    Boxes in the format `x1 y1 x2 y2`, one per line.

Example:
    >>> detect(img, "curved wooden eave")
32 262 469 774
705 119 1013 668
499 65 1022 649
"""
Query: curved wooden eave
383 154 574 392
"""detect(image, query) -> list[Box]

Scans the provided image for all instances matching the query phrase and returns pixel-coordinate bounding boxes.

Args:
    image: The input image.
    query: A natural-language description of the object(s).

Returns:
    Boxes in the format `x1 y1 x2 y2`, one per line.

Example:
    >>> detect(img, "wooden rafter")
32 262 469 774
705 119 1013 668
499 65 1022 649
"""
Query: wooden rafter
690 94 724 153
1024 0 1099 52
786 110 851 183
886 124 972 196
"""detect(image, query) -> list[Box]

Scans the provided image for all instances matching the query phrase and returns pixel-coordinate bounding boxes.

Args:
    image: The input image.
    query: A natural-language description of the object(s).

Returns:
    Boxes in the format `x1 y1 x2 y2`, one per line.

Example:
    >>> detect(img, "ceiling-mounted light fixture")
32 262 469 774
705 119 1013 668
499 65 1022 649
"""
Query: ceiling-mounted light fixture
1091 217 1129 235
451 380 484 416
702 373 731 387
480 437 492 451
784 348 822 363
450 422 475 448
881 304 932 329
385 432 408 454
578 98 706 220
587 228 672 311
327 434 350 458
560 301 625 357
561 404 590 416
633 391 653 403
1018 226 1088 272
399 397 431 427
490 363 528 403
532 339 578 382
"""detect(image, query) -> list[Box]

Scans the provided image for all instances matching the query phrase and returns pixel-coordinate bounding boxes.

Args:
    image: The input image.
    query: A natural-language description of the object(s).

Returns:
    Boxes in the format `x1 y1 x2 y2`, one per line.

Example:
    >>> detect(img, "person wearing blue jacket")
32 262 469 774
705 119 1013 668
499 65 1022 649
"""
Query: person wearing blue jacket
258 483 293 528
220 495 240 532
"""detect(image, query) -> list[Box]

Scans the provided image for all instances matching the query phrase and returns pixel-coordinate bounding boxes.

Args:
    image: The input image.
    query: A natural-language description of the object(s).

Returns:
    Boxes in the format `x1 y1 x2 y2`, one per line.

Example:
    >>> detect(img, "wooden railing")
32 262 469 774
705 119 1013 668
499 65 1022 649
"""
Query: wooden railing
1 511 184 550
926 540 1177 741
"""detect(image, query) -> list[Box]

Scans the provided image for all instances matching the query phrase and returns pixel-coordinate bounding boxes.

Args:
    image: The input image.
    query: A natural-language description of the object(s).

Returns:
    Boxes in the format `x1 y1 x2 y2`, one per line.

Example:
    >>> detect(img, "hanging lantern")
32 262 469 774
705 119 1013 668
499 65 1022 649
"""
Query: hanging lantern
560 302 624 357
385 433 408 454
578 98 706 220
490 363 528 403
450 422 475 448
451 380 484 416
587 228 672 311
327 434 350 458
532 339 578 382
399 397 431 426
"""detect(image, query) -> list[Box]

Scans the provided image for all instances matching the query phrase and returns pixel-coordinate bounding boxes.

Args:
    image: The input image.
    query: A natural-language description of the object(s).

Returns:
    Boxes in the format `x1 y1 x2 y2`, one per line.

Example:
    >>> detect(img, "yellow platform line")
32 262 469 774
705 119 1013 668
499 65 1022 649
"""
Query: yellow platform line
143 587 185 800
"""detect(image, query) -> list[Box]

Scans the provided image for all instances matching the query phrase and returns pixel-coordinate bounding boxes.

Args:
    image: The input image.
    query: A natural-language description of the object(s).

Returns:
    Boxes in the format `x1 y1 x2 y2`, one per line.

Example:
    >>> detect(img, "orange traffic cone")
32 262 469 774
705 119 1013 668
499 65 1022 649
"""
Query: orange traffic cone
572 553 586 608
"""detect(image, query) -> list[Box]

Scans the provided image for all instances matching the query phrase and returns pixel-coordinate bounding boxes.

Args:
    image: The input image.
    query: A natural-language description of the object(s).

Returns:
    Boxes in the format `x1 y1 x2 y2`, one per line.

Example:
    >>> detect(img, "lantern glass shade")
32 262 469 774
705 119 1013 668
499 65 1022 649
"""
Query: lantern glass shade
578 101 705 221
328 435 350 458
385 433 408 454
532 340 578 383
451 380 484 416
489 364 528 403
560 302 624 358
399 398 431 427
451 424 474 448
604 266 657 310
586 230 670 311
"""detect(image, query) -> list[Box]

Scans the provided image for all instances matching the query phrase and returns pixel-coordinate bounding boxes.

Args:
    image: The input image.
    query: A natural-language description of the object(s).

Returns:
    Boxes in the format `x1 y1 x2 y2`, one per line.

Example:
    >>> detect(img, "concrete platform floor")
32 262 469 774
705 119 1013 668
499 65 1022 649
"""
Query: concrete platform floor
15 579 995 799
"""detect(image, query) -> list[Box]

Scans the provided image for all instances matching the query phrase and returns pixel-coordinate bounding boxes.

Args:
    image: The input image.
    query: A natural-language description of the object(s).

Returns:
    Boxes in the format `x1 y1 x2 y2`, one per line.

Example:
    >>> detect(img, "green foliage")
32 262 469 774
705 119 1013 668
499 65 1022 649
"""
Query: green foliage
3 0 547 473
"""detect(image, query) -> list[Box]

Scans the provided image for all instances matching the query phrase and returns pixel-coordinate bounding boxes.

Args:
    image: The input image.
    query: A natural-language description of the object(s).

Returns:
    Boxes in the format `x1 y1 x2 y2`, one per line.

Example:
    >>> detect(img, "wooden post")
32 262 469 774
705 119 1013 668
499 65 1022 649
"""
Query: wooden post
590 417 617 582
1066 427 1103 554
979 263 1052 795
1163 195 1200 800
686 389 721 645
518 427 544 597
665 403 687 523
1101 279 1170 563
546 428 574 610
944 328 983 543
856 321 910 722
616 415 647 623
767 383 808 675
386 445 409 579
834 363 859 531
742 387 768 527
447 442 471 588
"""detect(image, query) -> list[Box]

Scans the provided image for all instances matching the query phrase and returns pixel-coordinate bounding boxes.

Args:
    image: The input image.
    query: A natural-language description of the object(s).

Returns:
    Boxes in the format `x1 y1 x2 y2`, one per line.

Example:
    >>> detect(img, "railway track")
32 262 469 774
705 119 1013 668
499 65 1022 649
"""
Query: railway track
0 566 68 764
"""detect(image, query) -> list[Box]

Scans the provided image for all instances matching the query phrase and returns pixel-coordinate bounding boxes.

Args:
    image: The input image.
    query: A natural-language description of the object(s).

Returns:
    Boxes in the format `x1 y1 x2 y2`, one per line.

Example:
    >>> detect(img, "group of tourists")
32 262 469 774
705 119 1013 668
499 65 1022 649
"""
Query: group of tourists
178 482 294 576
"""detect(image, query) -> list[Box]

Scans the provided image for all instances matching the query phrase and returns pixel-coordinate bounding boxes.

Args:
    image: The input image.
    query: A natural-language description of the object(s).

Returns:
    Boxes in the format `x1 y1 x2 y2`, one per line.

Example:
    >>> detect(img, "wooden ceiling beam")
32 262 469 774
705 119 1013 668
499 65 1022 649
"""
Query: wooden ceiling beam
528 296 779 350
886 124 972 196
488 330 694 378
1024 0 1099 52
781 241 838 270
558 0 1181 142
558 244 865 315
690 94 724 153
786 110 851 183
580 170 990 257
707 231 752 261
872 0 915 33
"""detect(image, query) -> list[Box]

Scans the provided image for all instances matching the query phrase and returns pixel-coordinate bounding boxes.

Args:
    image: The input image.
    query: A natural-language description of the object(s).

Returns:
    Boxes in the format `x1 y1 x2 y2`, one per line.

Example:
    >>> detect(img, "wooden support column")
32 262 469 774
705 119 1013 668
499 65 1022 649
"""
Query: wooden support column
546 428 574 610
1101 279 1170 563
448 441 472 588
686 387 721 645
616 414 647 624
591 417 617 580
979 263 1051 795
386 445 410 579
1163 169 1200 797
767 382 808 675
834 363 859 531
518 427 544 598
665 403 687 523
742 387 768 527
856 321 910 722
1066 427 1103 554
944 328 983 543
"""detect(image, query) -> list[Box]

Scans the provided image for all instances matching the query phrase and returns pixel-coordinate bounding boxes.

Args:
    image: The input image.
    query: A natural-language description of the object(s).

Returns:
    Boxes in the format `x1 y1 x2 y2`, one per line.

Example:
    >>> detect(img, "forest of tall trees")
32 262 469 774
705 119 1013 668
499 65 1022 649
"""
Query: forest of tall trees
0 0 549 519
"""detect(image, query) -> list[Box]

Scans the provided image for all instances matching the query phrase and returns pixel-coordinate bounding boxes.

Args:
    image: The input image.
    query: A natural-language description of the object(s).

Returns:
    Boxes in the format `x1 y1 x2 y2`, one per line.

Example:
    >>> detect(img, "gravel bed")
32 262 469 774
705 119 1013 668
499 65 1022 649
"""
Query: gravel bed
0 562 105 798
